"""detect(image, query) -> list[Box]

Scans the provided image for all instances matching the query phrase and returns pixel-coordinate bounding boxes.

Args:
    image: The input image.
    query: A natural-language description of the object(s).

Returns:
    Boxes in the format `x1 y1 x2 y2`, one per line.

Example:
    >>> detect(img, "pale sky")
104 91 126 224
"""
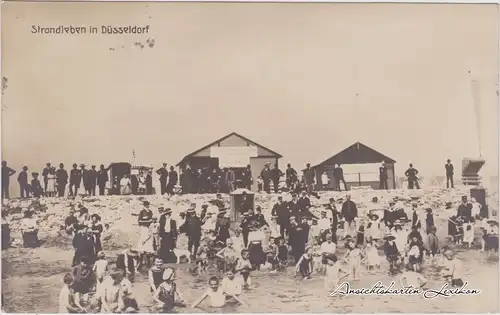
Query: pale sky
1 2 499 179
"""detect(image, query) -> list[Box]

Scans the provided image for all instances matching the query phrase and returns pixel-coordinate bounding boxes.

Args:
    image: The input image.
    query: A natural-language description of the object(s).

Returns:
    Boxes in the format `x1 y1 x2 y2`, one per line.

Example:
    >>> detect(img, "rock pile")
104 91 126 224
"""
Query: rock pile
1 187 497 249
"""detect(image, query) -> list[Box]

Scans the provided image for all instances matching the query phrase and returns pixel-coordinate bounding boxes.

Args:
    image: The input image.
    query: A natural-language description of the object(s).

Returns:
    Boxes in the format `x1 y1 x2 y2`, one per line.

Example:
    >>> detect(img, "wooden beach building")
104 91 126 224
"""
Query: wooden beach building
176 132 283 192
310 142 397 190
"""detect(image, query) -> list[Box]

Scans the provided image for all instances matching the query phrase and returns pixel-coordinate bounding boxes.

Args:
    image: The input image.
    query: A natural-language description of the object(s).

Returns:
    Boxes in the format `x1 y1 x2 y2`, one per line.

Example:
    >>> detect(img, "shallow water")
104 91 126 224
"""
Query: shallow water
2 233 499 313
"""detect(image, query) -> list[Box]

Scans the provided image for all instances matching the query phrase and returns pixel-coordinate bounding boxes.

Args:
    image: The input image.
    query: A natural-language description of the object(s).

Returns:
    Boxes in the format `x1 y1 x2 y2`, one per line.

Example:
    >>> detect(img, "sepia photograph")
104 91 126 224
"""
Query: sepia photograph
1 1 499 313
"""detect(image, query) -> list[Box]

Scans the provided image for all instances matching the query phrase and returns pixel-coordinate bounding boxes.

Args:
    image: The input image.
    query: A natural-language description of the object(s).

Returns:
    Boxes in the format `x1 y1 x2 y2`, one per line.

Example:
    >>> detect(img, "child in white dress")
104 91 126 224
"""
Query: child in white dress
365 239 381 270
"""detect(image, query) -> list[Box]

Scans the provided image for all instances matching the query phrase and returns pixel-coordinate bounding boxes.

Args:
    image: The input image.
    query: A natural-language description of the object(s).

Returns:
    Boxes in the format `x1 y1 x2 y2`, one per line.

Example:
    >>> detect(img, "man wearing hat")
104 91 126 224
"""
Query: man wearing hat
445 159 454 189
379 162 388 190
42 162 51 195
30 172 43 198
457 195 473 223
159 208 178 262
341 195 358 238
183 206 203 258
88 165 98 196
404 163 420 189
56 163 69 197
69 163 82 197
156 163 169 195
18 166 30 198
97 164 110 196
240 212 252 248
271 196 290 238
1 161 16 199
260 163 272 194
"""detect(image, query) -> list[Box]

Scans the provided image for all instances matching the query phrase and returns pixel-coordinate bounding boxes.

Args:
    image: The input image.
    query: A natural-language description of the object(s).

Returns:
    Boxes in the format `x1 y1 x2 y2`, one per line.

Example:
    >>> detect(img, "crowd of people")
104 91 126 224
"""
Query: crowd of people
47 186 499 313
1 159 458 200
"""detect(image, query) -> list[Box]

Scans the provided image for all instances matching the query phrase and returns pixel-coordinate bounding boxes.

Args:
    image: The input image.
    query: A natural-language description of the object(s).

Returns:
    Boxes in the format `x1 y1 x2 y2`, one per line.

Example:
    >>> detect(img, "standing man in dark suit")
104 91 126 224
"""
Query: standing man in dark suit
18 166 30 198
1 161 16 199
166 166 178 195
42 162 51 194
405 163 420 189
183 208 203 258
341 194 358 238
81 165 92 196
260 163 272 194
333 164 347 191
303 163 315 195
69 163 82 197
379 162 389 190
271 164 283 193
97 164 109 196
156 163 169 195
56 163 68 197
271 196 290 238
445 159 454 189
88 165 98 196
286 164 298 191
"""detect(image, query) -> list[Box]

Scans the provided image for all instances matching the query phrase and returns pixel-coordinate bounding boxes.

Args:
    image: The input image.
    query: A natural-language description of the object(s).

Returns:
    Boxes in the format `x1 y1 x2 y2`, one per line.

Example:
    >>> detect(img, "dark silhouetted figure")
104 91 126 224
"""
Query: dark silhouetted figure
260 163 272 193
1 161 16 199
445 159 454 189
18 166 30 198
31 173 43 198
42 162 51 194
86 165 98 196
166 166 178 195
405 163 420 189
69 163 82 196
97 164 109 196
145 171 153 195
156 163 169 195
271 164 283 193
379 162 389 190
286 164 298 191
243 165 252 190
333 164 347 191
56 163 68 197
303 163 315 194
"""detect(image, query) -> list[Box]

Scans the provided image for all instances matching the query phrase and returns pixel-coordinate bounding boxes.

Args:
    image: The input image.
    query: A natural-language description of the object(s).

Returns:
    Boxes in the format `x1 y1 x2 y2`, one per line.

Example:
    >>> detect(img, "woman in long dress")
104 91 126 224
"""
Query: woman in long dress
46 167 57 197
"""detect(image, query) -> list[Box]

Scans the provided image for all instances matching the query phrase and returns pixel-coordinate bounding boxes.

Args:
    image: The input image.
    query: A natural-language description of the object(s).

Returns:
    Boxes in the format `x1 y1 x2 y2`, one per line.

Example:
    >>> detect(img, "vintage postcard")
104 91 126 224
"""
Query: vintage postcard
1 1 499 313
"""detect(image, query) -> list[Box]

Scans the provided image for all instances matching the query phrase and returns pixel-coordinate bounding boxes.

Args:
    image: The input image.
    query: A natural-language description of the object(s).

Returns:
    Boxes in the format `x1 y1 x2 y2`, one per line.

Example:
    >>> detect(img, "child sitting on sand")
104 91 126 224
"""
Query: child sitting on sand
100 268 125 313
295 246 314 280
221 269 243 296
152 268 185 313
148 257 165 293
191 276 248 309
59 273 85 313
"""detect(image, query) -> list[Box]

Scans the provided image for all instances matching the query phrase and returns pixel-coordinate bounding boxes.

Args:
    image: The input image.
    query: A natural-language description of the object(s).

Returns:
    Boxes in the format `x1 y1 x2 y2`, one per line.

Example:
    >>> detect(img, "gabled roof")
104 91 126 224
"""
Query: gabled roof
177 132 283 166
312 142 396 168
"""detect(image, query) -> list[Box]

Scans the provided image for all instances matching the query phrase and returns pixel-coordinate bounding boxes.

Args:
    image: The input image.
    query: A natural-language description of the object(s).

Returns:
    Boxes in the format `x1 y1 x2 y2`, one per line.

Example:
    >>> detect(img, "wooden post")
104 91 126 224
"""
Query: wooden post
358 173 361 186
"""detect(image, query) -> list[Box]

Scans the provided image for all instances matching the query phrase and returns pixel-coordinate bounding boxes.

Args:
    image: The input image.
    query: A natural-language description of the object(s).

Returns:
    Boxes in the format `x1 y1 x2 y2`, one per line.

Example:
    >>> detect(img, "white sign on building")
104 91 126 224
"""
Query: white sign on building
210 146 258 168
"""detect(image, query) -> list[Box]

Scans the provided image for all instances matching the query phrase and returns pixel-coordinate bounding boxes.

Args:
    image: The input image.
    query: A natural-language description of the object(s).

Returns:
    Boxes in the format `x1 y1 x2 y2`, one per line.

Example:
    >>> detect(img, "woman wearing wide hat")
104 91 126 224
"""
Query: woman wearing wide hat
159 208 178 262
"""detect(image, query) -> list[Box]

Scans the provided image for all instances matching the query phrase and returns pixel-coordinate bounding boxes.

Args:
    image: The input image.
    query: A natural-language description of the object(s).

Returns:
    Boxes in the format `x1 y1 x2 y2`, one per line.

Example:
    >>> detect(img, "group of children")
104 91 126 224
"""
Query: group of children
58 192 499 313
